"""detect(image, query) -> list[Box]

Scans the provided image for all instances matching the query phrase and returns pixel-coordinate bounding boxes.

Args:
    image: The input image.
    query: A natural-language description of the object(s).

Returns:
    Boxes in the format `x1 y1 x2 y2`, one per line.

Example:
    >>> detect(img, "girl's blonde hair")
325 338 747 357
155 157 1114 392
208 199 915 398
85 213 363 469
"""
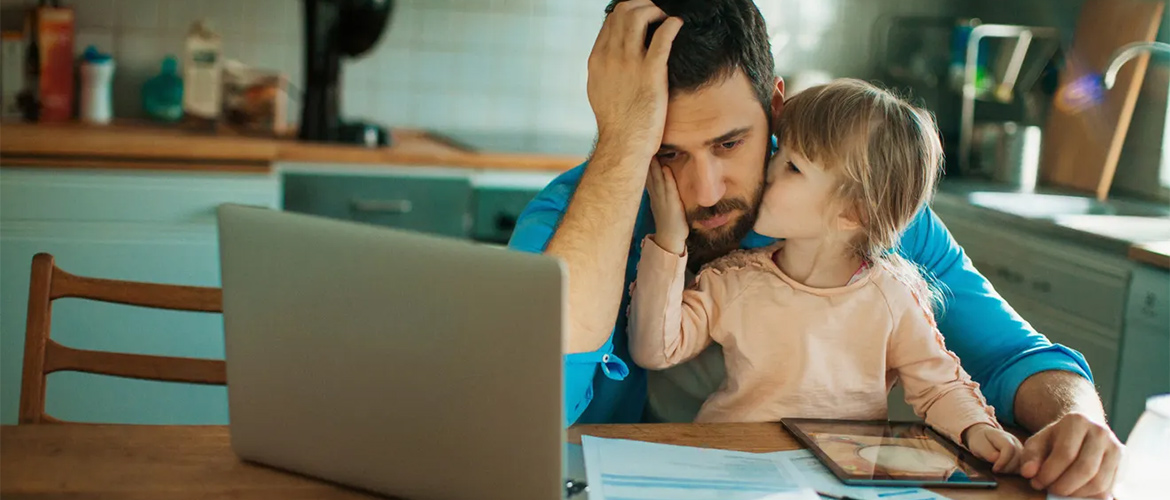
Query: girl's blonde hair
774 78 945 306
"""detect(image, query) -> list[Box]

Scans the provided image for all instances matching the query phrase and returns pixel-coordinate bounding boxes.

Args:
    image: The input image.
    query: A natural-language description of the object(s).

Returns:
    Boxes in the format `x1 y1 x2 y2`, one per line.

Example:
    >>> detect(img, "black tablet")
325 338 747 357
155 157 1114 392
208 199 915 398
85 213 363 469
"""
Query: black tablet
780 418 998 488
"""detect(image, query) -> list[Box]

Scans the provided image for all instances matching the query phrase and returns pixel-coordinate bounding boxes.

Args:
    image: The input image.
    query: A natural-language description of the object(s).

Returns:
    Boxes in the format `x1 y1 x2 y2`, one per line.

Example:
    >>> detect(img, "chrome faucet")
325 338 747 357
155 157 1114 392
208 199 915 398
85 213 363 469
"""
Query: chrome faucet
1104 41 1170 89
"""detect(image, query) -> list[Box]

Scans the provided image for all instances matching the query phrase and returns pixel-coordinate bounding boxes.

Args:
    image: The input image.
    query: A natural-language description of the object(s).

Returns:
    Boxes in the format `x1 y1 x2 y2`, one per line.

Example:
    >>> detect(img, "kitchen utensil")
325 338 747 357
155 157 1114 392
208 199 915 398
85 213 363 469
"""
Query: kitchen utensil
969 121 1042 192
1039 0 1164 200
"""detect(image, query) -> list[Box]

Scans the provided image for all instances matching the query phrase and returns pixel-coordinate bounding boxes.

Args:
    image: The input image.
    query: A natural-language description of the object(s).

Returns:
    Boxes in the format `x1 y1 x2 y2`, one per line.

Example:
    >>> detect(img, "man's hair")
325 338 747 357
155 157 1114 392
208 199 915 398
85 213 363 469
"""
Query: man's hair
605 0 775 111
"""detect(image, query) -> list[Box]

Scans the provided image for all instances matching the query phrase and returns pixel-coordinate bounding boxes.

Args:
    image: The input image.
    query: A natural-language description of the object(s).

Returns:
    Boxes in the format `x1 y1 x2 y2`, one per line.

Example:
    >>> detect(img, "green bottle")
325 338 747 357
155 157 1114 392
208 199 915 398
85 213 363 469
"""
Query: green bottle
142 56 184 122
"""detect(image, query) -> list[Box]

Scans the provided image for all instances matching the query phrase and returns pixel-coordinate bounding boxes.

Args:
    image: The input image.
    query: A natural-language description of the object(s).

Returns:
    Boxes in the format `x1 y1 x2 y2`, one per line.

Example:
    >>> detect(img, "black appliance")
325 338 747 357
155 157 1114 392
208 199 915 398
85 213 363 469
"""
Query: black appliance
300 0 394 146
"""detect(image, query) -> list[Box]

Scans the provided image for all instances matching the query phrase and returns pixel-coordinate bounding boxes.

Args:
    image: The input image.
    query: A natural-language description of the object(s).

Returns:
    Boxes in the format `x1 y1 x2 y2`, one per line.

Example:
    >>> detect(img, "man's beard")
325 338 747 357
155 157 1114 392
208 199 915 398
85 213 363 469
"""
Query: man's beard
685 182 765 268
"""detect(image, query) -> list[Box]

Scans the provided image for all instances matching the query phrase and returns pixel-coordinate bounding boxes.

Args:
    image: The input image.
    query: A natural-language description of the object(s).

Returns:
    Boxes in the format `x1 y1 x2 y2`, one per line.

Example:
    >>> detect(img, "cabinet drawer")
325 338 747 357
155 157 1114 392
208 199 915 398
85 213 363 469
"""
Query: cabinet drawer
283 172 473 238
0 168 279 224
1024 257 1129 332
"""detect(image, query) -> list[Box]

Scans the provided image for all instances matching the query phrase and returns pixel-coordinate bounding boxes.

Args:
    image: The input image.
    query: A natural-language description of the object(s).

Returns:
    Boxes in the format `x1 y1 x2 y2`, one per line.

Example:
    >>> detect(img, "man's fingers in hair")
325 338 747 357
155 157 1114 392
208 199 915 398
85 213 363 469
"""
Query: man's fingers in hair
622 4 669 56
647 17 683 67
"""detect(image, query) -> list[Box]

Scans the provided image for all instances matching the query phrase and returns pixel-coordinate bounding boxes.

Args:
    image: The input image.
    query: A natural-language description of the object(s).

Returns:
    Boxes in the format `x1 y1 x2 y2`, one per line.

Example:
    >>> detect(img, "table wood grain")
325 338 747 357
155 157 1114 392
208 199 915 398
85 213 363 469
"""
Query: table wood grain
1 423 1043 499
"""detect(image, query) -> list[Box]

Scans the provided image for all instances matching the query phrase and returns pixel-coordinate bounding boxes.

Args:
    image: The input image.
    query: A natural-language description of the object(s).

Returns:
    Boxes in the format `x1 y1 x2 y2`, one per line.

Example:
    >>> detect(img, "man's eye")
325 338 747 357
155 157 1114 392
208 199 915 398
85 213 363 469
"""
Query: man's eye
787 161 800 173
656 151 678 161
720 140 743 150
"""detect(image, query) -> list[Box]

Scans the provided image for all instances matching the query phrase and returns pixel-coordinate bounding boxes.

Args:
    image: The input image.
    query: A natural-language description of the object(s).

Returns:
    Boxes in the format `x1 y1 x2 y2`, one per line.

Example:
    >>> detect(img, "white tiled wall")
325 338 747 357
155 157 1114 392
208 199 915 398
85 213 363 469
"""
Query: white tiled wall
2 0 962 138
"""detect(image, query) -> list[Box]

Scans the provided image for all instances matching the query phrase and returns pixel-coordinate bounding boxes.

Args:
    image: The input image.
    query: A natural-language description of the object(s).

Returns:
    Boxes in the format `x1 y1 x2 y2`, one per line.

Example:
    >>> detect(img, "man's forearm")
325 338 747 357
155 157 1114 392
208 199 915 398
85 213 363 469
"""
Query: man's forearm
1013 370 1107 432
547 139 652 354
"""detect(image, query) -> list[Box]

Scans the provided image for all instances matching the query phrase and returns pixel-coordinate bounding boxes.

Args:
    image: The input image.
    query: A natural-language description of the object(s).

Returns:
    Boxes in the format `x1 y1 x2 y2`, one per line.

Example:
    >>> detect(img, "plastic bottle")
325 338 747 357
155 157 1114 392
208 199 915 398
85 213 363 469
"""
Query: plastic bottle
142 56 184 122
1113 394 1170 500
182 20 222 127
78 45 113 124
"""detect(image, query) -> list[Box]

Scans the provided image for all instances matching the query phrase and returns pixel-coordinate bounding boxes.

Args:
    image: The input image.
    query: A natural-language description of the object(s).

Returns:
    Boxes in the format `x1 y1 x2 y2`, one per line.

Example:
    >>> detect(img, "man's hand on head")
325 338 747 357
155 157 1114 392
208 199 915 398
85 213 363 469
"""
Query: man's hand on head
588 0 682 162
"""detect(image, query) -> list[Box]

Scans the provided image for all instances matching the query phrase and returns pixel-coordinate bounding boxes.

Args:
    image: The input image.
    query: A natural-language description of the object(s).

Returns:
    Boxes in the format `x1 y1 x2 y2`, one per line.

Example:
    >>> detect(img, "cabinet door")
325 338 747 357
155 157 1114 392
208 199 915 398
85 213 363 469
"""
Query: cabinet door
1112 266 1170 441
0 223 229 424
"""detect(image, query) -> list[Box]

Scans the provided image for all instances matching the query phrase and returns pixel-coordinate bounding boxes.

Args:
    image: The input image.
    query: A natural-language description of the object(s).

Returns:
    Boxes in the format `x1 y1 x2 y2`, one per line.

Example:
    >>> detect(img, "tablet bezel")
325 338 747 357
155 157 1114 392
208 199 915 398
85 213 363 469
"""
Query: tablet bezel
780 418 998 489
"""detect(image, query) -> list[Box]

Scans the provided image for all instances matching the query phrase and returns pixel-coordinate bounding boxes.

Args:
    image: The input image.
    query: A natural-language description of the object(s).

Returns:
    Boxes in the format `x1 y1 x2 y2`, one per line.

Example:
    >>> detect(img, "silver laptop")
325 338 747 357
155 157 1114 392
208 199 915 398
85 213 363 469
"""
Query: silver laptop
217 205 566 500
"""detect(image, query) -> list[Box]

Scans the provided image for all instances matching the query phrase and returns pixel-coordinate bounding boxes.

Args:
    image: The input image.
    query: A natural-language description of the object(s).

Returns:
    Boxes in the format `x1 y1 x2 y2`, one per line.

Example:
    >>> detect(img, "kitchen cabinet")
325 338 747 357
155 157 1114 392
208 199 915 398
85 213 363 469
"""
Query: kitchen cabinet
0 168 279 424
1112 264 1170 441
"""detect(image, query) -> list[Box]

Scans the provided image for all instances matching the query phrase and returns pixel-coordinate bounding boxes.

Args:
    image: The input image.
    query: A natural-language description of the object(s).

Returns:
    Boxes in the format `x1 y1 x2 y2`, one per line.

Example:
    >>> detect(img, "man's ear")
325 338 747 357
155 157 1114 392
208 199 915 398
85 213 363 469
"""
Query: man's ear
771 77 786 118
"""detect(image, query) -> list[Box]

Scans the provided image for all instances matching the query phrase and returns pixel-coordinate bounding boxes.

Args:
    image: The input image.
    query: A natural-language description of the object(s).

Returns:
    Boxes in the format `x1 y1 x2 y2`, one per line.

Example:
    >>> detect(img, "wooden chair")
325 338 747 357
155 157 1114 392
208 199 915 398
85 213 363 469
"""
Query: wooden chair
19 253 227 424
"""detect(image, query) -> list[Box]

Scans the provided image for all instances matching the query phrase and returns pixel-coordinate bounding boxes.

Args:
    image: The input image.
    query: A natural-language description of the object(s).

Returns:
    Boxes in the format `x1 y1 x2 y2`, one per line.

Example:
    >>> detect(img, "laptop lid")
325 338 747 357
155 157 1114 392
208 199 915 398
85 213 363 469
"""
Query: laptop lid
217 205 565 500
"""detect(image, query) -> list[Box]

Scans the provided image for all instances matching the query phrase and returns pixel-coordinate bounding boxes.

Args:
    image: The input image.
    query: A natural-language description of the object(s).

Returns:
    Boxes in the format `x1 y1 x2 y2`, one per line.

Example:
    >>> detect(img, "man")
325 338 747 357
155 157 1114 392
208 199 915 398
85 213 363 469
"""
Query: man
508 0 1123 497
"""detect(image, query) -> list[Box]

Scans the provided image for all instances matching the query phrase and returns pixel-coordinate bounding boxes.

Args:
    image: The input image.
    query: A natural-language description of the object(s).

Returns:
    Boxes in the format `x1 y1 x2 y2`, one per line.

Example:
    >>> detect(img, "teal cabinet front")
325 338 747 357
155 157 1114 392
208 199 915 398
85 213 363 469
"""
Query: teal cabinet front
0 168 278 424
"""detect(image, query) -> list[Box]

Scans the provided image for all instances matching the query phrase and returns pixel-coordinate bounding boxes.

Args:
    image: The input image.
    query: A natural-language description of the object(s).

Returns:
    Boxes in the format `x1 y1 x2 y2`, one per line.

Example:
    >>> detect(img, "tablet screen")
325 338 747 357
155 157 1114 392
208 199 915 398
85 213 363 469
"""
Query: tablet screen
781 418 996 487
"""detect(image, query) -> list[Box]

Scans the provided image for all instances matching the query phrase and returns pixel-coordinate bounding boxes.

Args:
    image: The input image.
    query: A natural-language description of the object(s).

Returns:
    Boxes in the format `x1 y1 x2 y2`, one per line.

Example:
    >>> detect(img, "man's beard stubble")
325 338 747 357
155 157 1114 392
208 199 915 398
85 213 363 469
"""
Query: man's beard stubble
684 181 765 269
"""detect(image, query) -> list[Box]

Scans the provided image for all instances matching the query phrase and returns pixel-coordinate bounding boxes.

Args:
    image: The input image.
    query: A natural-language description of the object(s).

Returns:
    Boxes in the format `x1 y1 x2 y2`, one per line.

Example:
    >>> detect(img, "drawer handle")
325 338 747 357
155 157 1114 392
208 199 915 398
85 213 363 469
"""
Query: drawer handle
997 267 1024 284
350 199 413 215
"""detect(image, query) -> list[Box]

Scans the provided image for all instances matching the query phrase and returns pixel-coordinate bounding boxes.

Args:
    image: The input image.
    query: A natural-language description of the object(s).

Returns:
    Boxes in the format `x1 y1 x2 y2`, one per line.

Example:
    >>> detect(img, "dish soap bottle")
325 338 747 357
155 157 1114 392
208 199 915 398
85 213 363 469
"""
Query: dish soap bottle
142 55 183 122
78 45 114 124
182 19 222 129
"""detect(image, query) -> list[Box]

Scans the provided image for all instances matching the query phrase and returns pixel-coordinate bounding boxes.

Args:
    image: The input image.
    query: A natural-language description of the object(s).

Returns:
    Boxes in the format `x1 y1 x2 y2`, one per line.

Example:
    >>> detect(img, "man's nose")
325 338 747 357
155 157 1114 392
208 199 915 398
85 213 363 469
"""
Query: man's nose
689 156 726 207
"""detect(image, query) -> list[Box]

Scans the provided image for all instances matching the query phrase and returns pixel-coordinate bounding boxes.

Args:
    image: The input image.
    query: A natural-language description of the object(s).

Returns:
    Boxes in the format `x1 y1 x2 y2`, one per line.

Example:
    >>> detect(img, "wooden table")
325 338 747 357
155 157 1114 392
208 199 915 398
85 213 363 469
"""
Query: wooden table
1 423 1043 499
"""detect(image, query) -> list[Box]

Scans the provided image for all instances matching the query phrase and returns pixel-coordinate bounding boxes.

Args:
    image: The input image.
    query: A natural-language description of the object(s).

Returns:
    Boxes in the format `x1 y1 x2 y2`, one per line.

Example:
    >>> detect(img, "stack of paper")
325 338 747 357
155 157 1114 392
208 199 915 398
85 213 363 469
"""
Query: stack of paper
581 435 953 500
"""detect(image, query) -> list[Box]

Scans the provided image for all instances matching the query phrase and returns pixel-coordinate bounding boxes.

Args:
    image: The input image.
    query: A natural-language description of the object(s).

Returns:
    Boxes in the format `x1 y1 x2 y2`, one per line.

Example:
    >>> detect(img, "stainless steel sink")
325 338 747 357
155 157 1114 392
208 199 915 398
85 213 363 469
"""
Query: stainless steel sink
967 192 1170 218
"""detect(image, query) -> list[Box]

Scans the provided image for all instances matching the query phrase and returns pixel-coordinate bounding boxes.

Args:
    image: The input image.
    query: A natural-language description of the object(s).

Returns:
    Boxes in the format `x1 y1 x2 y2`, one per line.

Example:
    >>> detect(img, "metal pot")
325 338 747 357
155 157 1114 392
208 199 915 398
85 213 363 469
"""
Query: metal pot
968 121 1042 192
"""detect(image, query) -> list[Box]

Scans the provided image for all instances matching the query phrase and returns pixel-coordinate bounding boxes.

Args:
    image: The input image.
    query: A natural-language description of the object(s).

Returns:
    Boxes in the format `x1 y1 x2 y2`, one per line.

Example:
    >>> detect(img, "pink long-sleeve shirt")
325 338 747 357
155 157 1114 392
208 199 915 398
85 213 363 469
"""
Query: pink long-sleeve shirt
628 237 1000 444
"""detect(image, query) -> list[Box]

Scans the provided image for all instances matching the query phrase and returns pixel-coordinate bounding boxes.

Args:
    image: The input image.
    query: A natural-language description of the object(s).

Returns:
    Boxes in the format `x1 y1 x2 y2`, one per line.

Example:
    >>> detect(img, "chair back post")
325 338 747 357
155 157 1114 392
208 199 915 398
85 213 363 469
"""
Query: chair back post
19 253 56 424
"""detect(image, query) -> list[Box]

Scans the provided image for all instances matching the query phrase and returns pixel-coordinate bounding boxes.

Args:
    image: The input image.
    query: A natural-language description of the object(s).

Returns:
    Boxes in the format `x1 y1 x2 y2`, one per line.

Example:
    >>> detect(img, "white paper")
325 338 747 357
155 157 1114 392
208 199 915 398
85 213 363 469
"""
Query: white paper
581 435 819 500
581 435 954 500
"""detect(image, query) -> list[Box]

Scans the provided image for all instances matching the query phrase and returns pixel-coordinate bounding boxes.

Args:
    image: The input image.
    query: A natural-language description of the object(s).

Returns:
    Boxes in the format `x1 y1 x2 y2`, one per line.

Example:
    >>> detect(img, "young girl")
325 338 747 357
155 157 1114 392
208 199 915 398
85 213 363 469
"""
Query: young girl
630 79 1023 473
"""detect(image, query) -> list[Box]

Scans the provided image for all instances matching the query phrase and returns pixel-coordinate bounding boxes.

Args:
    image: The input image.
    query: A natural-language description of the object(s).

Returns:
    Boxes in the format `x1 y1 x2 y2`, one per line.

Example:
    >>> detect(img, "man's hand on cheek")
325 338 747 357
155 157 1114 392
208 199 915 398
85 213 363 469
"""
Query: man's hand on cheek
588 0 682 160
1019 412 1123 498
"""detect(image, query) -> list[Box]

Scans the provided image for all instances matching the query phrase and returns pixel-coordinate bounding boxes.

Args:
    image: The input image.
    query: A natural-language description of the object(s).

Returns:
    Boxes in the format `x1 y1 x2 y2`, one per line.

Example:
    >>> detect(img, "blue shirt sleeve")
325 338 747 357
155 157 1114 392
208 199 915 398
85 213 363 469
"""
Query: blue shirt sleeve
507 165 630 427
898 207 1093 426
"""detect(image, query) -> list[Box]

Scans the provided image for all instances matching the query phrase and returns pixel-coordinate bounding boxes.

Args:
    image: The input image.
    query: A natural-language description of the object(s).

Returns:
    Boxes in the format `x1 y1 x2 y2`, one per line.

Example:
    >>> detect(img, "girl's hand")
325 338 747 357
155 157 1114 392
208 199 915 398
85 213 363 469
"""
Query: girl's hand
646 160 689 255
964 423 1024 474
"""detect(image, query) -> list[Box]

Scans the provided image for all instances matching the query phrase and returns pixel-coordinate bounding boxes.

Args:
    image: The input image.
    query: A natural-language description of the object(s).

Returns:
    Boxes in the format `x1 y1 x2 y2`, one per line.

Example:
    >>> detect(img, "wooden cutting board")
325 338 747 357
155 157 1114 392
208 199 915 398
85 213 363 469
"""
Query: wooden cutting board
1039 0 1164 200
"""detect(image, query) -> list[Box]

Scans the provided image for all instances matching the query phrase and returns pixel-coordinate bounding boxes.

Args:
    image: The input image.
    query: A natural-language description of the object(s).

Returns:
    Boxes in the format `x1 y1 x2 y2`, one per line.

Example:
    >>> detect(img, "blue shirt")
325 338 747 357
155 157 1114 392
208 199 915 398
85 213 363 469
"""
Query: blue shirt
508 163 1092 427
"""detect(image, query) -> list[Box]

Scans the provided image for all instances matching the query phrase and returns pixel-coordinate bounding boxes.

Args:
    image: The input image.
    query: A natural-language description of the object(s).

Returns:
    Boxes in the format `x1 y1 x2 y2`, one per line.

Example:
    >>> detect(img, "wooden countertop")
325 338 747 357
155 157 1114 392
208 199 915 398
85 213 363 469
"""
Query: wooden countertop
0 423 1043 500
0 121 584 173
1129 241 1170 270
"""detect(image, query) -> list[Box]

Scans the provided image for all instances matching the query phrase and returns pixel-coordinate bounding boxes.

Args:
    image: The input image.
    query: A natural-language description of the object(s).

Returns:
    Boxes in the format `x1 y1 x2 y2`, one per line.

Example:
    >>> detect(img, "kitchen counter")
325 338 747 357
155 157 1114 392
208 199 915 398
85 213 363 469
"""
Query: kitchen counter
1130 241 1170 270
935 179 1170 270
0 122 585 173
